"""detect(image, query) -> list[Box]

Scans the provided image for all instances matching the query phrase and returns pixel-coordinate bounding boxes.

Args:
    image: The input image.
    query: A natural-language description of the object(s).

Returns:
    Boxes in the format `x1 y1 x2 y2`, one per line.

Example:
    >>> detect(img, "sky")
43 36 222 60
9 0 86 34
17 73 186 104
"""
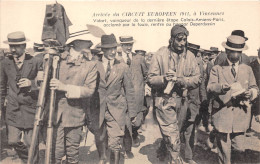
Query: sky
1 1 260 56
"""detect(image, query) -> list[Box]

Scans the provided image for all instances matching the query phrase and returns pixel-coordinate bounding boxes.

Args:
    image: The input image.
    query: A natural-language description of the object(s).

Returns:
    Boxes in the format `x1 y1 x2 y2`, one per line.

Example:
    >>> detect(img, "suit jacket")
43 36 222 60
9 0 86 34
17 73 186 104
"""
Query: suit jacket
148 46 201 122
118 52 148 113
0 54 42 128
207 61 259 133
54 52 97 127
250 59 260 115
88 58 137 132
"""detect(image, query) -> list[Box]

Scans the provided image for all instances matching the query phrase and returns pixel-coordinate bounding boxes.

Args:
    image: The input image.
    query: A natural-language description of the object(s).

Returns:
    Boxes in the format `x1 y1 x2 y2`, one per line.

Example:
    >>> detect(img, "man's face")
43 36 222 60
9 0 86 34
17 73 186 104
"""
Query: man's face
9 44 26 58
172 34 187 52
210 52 218 60
226 49 242 63
121 43 133 54
202 53 209 63
102 47 117 60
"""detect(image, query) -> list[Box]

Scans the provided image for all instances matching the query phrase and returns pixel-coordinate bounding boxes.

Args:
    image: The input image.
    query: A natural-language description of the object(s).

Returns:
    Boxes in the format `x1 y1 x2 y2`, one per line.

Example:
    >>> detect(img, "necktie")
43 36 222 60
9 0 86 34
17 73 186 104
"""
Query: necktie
105 60 111 82
231 63 236 78
126 53 131 66
15 59 23 69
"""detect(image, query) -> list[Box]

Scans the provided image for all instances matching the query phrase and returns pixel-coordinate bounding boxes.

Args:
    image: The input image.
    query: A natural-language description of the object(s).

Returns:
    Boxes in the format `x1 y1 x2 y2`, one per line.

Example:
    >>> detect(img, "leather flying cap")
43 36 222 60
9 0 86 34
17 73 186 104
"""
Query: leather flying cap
171 24 189 38
3 31 30 45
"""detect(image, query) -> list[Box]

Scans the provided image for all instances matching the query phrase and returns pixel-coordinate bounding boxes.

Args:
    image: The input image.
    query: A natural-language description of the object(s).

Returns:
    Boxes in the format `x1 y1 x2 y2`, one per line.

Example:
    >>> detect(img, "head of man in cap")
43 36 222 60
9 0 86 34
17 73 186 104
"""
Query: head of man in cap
187 43 200 57
169 24 189 54
3 31 29 59
222 35 248 64
98 34 118 60
209 47 220 61
119 36 135 55
135 50 146 57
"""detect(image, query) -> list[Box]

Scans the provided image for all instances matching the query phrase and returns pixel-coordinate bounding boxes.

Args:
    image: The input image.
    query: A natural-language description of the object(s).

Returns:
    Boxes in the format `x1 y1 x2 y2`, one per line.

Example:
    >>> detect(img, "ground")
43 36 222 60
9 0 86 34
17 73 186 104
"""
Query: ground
1 107 260 164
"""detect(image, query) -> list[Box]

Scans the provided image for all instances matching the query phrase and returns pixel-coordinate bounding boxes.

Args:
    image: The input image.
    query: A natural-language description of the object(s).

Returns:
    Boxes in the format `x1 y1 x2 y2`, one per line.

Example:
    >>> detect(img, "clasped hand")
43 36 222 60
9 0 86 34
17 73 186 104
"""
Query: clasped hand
49 78 67 92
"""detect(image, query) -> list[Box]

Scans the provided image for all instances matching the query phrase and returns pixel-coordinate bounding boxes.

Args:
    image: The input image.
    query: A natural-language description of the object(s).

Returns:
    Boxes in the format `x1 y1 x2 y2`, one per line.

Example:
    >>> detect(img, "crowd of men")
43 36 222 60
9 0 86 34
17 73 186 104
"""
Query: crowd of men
0 24 259 164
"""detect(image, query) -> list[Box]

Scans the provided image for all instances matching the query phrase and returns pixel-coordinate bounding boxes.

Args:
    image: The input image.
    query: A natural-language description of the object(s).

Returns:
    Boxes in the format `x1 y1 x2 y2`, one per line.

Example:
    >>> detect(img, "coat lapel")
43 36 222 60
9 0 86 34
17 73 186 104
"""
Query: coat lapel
106 59 121 87
221 60 235 84
97 61 106 83
21 54 33 78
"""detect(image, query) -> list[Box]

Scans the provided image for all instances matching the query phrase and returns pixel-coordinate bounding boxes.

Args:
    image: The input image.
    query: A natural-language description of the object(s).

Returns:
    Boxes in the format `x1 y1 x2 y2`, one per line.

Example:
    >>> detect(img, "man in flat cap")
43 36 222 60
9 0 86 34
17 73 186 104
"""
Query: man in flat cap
148 24 201 164
0 31 42 163
88 34 137 164
49 30 97 164
118 36 148 158
207 35 258 164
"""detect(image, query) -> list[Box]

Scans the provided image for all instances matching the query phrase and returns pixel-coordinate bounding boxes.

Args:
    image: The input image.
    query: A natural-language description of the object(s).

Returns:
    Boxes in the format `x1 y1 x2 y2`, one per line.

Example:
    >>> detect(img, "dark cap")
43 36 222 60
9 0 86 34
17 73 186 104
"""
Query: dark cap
231 30 248 41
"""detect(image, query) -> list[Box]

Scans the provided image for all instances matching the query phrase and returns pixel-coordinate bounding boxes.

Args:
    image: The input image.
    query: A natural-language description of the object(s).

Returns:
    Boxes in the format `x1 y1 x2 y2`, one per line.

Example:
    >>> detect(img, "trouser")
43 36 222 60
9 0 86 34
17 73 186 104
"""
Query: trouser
95 109 124 152
53 123 82 164
7 125 39 164
156 96 180 160
123 127 132 152
216 132 245 164
180 122 196 160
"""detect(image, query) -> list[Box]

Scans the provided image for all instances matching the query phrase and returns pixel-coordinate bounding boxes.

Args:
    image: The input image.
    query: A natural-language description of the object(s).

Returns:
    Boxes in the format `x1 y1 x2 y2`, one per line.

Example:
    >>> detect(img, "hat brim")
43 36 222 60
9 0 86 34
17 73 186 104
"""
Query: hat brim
222 42 248 51
188 46 200 51
119 40 135 44
3 39 30 45
97 43 119 48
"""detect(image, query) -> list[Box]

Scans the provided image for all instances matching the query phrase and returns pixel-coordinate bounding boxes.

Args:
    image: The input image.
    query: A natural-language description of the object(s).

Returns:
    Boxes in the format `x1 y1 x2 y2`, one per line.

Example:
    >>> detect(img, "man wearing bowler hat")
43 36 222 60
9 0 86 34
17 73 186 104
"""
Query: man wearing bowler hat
214 30 250 66
148 24 201 164
207 35 258 164
88 34 137 164
0 31 42 163
118 36 148 158
49 30 97 163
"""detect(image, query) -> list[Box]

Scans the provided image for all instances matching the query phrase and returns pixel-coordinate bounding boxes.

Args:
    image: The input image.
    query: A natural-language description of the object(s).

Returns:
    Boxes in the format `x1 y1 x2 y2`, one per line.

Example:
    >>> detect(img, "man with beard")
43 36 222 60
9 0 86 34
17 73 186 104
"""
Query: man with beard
207 35 258 164
148 24 201 164
0 31 42 163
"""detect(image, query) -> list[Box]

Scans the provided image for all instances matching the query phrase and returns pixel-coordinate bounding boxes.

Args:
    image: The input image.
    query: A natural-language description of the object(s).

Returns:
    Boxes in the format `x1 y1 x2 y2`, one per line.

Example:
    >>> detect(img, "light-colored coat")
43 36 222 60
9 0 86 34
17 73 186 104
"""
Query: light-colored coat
207 61 258 133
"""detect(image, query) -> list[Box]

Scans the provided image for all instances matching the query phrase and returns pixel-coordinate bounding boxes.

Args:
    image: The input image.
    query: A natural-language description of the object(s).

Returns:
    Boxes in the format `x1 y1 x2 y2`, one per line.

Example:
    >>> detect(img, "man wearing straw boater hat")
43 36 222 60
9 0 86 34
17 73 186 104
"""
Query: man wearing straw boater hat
207 35 259 164
48 28 97 163
88 34 137 164
118 36 148 159
0 31 42 163
214 30 250 66
148 25 201 164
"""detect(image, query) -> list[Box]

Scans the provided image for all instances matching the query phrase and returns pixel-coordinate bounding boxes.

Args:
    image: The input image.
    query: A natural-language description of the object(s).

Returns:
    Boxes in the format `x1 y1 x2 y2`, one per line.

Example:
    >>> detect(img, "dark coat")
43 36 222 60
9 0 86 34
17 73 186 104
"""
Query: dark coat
214 52 250 66
207 61 259 133
250 59 260 115
88 58 137 132
0 54 42 128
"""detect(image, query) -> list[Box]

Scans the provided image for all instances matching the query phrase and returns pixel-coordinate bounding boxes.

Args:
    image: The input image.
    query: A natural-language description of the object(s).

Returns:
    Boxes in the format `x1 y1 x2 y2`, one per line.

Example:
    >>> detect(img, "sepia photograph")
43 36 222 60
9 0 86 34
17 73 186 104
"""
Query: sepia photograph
0 1 260 164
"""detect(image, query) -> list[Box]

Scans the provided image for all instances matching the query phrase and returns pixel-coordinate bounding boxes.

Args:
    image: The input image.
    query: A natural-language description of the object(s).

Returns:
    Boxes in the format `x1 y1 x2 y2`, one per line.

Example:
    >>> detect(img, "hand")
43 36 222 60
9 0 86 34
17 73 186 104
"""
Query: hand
222 83 231 92
255 115 260 123
243 90 252 99
131 117 137 125
49 78 67 91
17 78 31 88
165 70 176 82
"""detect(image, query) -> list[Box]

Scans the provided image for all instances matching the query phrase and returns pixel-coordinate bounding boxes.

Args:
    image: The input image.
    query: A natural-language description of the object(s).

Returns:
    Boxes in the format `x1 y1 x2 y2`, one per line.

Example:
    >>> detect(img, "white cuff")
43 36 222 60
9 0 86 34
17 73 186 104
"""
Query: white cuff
250 88 258 101
65 85 81 99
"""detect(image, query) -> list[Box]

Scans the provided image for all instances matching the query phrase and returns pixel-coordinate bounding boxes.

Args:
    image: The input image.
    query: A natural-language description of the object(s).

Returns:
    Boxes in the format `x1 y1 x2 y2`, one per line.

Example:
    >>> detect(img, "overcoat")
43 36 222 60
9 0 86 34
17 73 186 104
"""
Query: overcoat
0 54 42 128
207 61 258 133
